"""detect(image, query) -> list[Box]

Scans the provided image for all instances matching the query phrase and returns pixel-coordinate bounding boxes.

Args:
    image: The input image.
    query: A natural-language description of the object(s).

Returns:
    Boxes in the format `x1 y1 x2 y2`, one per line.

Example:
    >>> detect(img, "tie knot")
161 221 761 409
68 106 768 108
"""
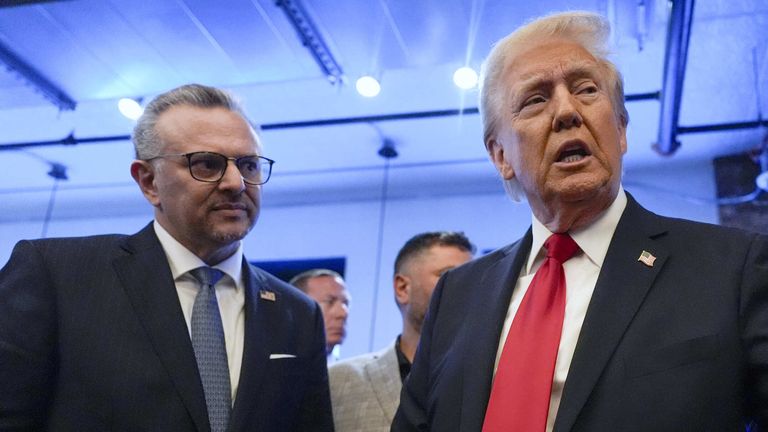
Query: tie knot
544 233 579 262
190 267 225 288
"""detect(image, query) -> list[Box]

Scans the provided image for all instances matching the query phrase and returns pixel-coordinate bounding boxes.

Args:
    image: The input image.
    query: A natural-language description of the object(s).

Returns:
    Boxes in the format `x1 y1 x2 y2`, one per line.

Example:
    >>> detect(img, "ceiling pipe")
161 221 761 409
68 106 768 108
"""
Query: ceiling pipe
0 40 76 111
0 91 666 151
0 0 69 8
654 0 695 155
0 116 764 151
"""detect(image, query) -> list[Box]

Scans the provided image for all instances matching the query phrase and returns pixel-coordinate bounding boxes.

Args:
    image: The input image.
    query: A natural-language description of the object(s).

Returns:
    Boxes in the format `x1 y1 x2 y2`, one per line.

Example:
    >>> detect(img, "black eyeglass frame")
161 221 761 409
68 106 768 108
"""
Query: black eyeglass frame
145 151 275 185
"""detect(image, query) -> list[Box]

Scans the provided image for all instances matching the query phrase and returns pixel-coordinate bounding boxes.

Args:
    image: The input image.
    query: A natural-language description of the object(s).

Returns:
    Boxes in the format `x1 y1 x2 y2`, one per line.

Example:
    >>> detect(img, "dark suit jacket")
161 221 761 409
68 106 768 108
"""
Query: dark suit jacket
0 224 334 431
392 195 768 431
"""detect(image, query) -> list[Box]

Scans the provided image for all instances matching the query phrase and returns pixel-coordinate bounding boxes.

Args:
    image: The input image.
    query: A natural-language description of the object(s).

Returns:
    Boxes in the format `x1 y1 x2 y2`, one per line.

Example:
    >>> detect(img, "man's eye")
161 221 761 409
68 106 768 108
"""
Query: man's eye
578 84 598 94
241 161 258 173
522 95 545 108
192 158 220 170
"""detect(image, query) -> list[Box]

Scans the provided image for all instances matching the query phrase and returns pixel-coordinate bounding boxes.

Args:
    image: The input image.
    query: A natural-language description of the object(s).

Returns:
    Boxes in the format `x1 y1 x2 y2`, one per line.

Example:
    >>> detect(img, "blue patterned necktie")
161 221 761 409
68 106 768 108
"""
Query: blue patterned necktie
189 267 231 432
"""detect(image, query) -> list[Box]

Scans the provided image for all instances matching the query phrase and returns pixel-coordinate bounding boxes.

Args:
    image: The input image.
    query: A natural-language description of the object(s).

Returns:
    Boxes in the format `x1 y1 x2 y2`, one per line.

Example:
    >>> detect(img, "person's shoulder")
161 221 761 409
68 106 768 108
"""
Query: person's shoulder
628 192 763 242
649 210 763 243
329 344 394 377
17 233 130 254
333 345 393 368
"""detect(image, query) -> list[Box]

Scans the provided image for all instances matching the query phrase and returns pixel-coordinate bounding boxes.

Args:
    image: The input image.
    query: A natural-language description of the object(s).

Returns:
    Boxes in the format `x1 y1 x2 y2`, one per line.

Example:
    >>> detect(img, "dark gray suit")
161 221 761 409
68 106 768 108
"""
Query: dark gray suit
393 194 768 431
0 224 334 431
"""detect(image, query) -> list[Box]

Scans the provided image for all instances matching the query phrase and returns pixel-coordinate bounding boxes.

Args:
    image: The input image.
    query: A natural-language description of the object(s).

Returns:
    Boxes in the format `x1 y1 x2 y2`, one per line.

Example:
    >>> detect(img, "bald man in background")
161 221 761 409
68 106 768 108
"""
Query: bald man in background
291 269 351 357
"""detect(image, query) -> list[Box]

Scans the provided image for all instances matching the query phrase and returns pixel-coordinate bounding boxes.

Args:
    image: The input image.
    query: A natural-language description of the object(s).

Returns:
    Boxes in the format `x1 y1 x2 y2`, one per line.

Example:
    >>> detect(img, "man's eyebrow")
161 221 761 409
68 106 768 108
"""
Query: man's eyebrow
563 63 601 80
515 61 600 90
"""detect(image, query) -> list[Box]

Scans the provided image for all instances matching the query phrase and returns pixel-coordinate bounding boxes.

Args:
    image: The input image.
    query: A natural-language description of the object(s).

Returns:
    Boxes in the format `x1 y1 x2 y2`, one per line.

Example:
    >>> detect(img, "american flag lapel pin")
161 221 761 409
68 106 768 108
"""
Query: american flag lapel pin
638 250 656 267
259 290 276 301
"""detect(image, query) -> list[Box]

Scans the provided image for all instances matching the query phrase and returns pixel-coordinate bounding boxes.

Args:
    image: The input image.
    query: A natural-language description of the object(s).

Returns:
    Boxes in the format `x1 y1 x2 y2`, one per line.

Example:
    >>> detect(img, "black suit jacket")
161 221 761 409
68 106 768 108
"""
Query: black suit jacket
392 195 768 431
0 224 334 431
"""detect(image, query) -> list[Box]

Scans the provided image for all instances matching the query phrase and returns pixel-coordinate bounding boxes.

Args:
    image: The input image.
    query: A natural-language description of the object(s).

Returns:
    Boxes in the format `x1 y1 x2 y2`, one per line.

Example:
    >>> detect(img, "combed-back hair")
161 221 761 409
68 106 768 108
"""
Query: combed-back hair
132 83 257 159
479 11 629 200
394 231 476 275
289 268 344 293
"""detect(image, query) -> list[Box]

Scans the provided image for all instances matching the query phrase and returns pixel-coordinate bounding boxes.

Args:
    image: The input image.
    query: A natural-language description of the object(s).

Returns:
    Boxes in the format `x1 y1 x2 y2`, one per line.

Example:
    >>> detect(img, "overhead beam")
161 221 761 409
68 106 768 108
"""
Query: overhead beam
0 0 70 7
275 0 344 84
4 116 763 152
654 0 695 155
0 39 76 110
0 91 665 150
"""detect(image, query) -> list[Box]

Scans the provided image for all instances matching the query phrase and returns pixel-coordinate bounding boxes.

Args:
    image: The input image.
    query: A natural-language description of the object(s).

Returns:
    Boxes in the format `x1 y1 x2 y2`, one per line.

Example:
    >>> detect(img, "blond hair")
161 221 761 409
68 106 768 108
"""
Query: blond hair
479 11 628 200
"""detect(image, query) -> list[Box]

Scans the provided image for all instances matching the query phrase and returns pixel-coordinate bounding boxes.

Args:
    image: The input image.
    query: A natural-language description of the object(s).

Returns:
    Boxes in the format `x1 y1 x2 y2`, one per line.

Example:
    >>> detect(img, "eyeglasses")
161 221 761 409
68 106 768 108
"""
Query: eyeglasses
146 151 274 185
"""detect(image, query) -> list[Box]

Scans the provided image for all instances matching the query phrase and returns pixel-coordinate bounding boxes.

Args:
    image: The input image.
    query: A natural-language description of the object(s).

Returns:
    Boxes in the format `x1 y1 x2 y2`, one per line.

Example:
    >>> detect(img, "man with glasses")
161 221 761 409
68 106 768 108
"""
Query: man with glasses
0 84 334 431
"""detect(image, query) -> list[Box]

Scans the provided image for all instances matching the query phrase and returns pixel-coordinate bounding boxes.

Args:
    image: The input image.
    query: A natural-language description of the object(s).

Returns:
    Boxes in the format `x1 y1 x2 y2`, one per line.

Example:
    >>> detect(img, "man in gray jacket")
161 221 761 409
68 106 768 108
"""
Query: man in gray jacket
328 232 474 432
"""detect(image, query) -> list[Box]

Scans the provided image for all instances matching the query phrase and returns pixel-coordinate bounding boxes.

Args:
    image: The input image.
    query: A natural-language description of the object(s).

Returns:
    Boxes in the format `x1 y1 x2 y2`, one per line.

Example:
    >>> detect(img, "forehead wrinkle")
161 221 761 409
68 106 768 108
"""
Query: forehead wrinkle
515 60 601 92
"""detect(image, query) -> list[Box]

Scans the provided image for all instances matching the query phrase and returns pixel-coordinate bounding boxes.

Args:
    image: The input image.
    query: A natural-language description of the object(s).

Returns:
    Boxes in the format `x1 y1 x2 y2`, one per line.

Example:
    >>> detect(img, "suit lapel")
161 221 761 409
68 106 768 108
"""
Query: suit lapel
459 232 532 431
554 196 668 432
228 261 271 431
112 224 210 432
364 344 401 421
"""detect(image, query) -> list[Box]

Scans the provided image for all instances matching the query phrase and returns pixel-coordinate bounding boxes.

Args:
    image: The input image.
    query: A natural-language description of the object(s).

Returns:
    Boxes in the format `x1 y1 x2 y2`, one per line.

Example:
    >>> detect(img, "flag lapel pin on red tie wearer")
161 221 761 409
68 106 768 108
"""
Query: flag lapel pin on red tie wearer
259 290 276 301
638 250 656 267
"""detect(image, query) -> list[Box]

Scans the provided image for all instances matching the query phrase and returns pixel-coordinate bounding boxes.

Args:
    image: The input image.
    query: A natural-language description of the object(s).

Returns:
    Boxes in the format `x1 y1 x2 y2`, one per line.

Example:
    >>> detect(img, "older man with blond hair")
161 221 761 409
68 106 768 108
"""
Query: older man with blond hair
392 11 768 432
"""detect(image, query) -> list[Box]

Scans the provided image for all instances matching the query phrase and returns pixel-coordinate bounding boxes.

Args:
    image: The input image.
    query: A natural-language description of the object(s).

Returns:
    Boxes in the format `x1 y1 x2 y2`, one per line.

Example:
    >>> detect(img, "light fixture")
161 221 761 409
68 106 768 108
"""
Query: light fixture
453 66 478 89
356 76 381 98
757 145 768 191
118 98 144 120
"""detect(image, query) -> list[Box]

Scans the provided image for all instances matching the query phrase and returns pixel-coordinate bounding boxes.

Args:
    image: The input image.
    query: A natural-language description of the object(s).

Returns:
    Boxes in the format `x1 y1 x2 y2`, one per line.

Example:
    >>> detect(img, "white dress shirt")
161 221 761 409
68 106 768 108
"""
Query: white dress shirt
492 187 627 432
153 221 246 403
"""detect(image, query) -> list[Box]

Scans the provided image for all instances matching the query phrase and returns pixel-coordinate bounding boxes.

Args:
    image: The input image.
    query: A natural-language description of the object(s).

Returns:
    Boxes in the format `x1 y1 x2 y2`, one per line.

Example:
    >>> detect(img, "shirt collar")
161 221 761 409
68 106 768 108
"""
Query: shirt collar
526 186 627 274
153 220 243 289
395 335 412 383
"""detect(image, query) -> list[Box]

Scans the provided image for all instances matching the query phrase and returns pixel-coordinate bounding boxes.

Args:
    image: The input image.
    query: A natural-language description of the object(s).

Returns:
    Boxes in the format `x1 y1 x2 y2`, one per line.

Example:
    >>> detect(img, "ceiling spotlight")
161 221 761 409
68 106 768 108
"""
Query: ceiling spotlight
118 98 143 120
756 171 768 191
453 66 478 89
356 76 381 97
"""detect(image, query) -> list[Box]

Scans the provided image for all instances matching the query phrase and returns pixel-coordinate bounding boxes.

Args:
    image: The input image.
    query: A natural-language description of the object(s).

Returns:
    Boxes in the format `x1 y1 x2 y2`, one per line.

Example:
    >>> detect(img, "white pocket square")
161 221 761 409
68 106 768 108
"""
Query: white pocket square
269 353 297 359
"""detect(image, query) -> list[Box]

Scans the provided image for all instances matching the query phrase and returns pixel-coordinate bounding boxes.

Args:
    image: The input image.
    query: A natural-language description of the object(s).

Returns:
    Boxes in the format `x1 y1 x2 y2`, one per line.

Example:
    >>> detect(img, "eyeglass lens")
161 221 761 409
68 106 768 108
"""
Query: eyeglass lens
188 152 270 185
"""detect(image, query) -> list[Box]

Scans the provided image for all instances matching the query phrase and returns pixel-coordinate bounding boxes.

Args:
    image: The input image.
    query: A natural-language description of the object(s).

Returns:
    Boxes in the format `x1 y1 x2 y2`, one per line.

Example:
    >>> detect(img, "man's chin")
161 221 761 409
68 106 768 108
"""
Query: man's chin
210 226 252 244
550 174 615 202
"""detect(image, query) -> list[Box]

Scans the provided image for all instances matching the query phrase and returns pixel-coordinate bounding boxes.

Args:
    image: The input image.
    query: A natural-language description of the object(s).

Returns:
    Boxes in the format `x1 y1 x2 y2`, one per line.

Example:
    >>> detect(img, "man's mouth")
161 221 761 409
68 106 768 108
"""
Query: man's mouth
213 202 248 211
556 141 591 163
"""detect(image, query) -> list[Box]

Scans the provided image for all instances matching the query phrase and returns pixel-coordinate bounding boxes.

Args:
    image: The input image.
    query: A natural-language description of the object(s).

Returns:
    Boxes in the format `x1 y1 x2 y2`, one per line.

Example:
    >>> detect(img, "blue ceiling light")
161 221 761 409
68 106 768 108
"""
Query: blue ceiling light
118 98 143 120
453 66 478 89
356 76 381 97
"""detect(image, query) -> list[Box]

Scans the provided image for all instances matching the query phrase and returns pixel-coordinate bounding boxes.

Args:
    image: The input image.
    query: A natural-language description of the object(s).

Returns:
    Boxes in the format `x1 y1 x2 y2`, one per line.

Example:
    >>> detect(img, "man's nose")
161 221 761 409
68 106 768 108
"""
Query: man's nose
218 160 246 192
337 303 349 319
552 88 583 132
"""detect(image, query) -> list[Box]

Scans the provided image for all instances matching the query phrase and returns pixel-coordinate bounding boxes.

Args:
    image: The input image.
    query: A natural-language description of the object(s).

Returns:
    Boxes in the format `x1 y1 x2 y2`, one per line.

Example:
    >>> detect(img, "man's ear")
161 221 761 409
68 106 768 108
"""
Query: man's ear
394 273 411 307
130 160 161 207
487 138 515 180
618 123 628 155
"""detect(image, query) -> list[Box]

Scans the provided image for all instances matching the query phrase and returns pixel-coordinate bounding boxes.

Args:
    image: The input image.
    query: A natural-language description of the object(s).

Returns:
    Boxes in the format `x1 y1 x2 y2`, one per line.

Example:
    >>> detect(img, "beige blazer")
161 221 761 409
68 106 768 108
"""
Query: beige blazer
329 342 401 432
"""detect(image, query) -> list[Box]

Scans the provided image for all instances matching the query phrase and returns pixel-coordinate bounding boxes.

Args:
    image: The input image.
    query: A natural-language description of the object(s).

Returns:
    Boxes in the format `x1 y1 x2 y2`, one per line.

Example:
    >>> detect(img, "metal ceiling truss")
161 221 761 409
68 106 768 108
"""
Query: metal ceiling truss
275 0 344 84
0 39 76 111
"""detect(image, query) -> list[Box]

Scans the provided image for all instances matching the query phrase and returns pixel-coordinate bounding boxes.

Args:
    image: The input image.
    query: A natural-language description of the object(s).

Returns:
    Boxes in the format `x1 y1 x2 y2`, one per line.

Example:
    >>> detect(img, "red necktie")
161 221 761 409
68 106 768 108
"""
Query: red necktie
482 233 580 432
